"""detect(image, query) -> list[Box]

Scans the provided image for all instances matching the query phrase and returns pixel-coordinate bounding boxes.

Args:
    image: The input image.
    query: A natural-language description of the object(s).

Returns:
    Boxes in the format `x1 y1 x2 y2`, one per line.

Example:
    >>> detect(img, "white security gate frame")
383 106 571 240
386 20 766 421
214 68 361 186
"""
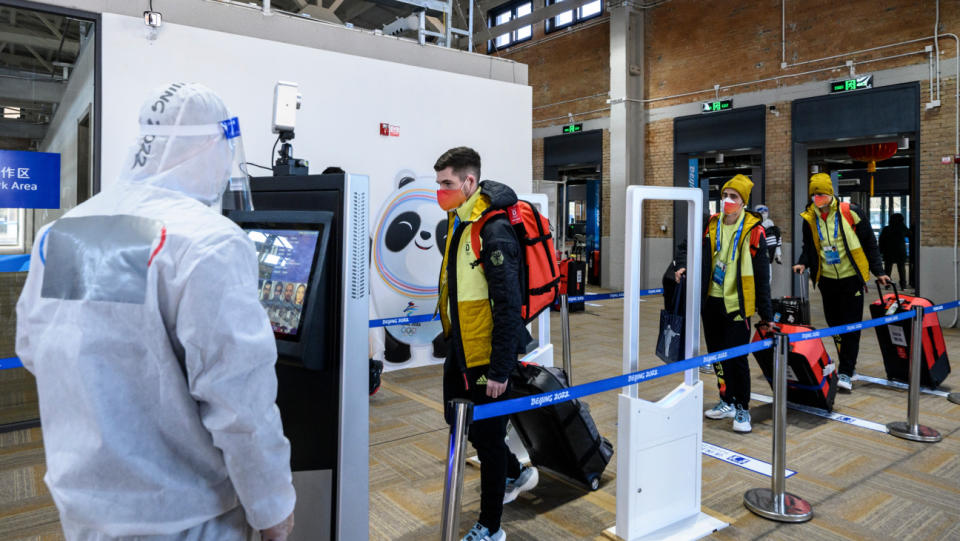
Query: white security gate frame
613 186 727 540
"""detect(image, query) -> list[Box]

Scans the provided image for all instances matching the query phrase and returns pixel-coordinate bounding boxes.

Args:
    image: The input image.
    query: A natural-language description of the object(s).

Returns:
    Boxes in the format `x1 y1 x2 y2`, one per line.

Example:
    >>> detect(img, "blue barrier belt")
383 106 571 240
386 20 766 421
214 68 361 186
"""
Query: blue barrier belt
926 299 960 314
368 313 440 328
0 254 30 273
0 357 23 370
781 310 916 342
472 339 775 421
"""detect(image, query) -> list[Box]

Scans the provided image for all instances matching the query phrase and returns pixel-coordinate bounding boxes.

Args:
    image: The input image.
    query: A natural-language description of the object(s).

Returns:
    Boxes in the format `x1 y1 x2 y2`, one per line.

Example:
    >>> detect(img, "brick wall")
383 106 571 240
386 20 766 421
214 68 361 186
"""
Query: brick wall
919 76 959 247
764 101 793 243
644 0 959 106
644 119 674 238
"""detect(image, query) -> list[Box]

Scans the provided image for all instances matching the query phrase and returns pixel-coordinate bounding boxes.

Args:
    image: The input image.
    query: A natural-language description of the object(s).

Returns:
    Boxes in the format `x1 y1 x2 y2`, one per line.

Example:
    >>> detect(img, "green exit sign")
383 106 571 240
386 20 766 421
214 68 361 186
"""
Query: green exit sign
701 99 733 113
831 75 873 93
562 123 583 134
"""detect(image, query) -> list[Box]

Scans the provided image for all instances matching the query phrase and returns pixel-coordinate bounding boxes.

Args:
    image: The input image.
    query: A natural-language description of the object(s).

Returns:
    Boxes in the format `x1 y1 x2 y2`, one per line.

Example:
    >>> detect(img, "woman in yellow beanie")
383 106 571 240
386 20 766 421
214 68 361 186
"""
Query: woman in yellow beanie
792 173 889 392
677 174 772 433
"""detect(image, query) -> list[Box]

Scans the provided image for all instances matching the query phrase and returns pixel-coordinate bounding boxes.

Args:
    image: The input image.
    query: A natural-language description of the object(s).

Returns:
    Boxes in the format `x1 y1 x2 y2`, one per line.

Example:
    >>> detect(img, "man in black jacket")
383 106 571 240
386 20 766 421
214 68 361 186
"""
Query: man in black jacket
435 147 536 541
793 173 889 391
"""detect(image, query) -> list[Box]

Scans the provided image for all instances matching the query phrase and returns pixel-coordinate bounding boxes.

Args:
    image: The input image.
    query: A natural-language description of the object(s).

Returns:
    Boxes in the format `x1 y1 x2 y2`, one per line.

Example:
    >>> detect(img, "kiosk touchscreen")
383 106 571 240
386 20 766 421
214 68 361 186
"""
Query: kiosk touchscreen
228 210 333 371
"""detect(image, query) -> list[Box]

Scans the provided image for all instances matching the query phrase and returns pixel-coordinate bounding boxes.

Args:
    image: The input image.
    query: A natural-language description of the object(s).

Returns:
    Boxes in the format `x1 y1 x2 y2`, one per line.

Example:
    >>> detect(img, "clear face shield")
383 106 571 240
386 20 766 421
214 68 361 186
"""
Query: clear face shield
219 117 255 212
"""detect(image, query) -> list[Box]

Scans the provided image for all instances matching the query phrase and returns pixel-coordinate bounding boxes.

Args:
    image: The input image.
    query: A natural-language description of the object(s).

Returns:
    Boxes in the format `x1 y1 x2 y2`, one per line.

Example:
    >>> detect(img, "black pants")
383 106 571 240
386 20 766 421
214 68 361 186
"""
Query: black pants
702 296 752 409
819 276 865 376
443 361 522 533
883 259 906 288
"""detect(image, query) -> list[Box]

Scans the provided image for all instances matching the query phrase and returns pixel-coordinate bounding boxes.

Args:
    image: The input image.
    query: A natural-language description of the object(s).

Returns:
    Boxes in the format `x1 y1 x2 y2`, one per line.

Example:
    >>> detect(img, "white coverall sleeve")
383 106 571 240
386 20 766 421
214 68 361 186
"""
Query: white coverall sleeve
174 234 296 531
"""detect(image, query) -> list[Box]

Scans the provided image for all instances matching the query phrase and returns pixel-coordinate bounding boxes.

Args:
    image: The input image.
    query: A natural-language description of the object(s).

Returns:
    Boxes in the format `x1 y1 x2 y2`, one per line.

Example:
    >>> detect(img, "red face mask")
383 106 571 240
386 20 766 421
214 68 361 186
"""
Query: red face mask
813 195 832 208
437 186 467 211
722 197 740 215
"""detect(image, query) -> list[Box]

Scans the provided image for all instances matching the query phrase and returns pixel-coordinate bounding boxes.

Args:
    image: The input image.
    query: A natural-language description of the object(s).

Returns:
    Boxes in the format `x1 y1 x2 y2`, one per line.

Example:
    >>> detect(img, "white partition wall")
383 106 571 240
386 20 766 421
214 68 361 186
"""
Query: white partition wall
98 13 532 372
614 186 726 540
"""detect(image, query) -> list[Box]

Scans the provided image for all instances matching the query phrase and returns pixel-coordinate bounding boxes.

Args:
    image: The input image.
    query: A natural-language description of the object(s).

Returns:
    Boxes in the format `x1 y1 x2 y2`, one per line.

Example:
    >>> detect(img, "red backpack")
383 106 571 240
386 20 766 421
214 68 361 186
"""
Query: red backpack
471 200 561 323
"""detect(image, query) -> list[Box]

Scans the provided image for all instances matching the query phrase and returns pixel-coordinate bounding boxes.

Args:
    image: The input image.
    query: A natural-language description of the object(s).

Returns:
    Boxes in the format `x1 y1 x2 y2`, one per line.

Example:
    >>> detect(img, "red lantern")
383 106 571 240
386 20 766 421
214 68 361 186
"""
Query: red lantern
847 142 898 196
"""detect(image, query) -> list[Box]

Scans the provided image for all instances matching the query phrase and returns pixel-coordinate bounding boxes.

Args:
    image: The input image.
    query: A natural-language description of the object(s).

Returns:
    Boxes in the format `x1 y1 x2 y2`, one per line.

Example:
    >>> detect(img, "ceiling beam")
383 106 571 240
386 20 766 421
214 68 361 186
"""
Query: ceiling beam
0 119 46 140
31 12 63 40
0 77 65 104
24 45 53 73
0 27 79 56
473 0 594 41
338 0 380 22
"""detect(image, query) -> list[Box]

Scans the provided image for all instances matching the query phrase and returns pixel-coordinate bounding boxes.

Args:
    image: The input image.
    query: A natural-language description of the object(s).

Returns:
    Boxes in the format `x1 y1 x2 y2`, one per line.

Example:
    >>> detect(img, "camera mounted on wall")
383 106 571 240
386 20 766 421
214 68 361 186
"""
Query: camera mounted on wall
272 81 309 176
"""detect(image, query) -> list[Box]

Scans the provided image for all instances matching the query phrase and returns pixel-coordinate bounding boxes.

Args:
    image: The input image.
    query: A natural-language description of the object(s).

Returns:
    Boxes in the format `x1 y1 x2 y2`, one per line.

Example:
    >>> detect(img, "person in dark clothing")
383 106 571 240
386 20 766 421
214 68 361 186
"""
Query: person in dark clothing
792 173 890 392
677 175 772 433
879 213 910 289
435 147 536 541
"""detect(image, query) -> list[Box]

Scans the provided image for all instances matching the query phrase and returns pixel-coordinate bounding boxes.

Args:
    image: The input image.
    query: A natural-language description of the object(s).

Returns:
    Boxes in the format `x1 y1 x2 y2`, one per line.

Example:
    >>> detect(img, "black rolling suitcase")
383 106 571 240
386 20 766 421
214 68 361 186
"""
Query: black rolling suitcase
869 282 950 387
507 362 612 490
773 271 811 325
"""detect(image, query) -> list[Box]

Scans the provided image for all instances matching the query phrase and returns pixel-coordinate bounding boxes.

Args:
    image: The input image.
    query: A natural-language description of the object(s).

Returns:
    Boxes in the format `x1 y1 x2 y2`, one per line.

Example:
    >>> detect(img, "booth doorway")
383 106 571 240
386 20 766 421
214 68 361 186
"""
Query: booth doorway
791 82 921 294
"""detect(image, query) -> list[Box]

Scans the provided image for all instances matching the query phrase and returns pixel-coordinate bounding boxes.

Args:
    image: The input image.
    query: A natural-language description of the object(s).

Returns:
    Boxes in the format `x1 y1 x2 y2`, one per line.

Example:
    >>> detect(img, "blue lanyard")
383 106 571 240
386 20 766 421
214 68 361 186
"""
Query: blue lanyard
816 211 839 243
715 216 746 263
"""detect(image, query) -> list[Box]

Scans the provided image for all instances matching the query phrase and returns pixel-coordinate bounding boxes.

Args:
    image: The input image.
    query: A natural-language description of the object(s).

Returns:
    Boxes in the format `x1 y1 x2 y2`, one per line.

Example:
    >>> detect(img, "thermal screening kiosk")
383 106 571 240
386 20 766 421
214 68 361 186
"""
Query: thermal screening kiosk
226 172 369 541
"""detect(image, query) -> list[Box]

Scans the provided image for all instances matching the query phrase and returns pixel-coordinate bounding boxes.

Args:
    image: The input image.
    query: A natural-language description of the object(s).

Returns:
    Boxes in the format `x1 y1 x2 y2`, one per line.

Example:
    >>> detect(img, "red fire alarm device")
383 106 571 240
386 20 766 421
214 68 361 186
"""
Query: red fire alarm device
389 125 400 137
380 123 390 136
942 156 955 165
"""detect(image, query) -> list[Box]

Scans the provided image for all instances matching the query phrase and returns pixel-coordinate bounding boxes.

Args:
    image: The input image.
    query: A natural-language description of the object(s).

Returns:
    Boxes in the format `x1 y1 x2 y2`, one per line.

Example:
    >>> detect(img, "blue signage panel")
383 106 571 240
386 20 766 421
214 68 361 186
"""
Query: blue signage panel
0 150 61 209
687 158 699 188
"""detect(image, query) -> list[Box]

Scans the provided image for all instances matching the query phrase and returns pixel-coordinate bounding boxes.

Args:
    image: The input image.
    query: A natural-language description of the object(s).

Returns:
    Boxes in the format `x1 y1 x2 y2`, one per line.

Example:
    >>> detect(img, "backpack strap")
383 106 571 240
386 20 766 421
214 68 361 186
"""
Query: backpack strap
839 202 856 227
469 208 507 264
749 226 766 258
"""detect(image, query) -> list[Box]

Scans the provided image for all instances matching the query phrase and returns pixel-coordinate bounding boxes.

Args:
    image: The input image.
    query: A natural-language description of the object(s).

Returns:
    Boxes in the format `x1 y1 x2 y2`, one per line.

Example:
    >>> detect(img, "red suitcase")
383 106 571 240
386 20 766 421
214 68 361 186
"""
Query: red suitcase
752 323 838 411
869 283 950 387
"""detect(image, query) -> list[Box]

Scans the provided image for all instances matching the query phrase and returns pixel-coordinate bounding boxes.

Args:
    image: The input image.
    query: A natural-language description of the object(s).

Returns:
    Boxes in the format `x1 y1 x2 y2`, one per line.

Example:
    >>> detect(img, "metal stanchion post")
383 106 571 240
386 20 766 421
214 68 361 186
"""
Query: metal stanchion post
887 306 942 442
744 332 813 523
441 399 474 541
561 294 573 385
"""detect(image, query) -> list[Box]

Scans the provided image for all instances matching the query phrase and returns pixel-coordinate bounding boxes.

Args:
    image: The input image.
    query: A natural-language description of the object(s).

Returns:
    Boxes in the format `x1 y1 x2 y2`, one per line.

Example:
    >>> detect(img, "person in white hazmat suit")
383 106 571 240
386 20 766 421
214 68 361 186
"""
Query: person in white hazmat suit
15 83 296 540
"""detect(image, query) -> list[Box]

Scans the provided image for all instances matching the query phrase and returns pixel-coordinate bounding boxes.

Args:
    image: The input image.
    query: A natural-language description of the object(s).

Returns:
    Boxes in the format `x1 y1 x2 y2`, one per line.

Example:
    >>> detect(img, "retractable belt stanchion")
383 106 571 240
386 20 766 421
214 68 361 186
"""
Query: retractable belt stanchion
744 331 813 523
441 399 474 541
561 294 573 384
886 306 942 442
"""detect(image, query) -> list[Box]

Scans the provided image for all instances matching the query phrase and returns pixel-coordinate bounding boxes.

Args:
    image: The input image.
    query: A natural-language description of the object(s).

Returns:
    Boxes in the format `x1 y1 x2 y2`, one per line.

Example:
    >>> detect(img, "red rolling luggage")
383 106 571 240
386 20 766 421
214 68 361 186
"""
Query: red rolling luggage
752 323 838 411
869 282 950 387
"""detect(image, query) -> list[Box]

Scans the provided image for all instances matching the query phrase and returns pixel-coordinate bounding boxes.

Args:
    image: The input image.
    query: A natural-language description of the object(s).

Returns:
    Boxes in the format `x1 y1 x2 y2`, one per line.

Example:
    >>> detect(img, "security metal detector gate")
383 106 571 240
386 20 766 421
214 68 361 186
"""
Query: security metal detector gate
615 186 726 540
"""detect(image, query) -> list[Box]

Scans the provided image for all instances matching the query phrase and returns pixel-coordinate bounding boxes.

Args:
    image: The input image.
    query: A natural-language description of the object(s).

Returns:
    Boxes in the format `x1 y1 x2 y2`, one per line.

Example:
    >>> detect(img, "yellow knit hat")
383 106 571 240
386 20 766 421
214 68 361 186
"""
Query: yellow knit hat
721 174 754 205
808 173 834 196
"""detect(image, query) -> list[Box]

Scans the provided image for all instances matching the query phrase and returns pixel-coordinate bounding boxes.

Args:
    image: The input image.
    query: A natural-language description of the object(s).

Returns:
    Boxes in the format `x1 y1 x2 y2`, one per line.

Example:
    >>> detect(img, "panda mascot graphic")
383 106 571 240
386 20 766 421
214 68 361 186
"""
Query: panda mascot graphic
370 171 449 366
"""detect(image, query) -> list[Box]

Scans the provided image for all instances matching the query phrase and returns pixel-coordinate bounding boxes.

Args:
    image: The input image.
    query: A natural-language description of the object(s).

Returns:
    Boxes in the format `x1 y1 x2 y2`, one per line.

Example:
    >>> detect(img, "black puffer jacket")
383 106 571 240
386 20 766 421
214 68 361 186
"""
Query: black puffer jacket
444 180 530 383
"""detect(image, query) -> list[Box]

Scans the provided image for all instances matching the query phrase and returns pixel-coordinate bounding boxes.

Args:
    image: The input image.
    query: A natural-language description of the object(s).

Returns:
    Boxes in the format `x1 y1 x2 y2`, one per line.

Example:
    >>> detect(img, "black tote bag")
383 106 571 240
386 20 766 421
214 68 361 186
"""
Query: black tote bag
656 277 685 363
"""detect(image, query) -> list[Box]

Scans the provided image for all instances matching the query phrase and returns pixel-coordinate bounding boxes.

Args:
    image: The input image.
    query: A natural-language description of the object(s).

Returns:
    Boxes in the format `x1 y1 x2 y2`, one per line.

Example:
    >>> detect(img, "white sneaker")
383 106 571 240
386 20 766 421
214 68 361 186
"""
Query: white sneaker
704 401 735 420
733 406 752 433
504 466 538 504
461 523 506 541
838 374 853 391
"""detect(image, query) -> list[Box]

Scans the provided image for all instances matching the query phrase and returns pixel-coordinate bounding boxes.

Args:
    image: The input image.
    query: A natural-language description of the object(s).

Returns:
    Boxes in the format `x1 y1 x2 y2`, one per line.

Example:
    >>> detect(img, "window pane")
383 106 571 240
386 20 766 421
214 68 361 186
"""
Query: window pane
517 25 531 40
556 10 573 26
517 2 532 16
580 0 602 17
495 10 511 25
0 209 20 246
496 33 510 47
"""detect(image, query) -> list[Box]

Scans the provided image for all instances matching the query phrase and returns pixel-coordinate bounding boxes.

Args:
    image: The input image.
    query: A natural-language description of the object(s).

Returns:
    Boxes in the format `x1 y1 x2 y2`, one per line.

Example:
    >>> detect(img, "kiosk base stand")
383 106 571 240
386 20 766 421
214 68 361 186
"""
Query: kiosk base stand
613 382 727 541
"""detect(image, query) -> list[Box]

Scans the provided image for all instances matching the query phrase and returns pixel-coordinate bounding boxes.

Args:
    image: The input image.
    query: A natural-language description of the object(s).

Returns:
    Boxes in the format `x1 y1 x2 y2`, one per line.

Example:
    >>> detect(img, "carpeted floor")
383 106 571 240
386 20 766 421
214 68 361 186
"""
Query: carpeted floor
1 290 958 540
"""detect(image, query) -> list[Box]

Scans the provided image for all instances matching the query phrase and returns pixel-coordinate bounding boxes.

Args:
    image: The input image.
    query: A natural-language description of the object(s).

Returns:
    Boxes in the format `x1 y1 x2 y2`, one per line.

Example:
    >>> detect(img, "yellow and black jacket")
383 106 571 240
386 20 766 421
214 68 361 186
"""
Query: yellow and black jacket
437 180 527 383
698 211 773 321
796 201 884 288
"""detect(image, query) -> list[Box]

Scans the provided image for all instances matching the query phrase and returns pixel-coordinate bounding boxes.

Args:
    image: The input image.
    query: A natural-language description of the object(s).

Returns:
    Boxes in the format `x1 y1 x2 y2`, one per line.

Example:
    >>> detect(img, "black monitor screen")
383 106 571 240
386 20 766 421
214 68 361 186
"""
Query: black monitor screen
247 226 324 339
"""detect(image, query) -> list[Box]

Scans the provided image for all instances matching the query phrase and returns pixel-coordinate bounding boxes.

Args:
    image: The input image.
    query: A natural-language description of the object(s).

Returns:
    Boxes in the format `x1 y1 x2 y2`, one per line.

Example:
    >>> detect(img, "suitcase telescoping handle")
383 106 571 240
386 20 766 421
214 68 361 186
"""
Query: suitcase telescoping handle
876 279 902 306
798 269 809 302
